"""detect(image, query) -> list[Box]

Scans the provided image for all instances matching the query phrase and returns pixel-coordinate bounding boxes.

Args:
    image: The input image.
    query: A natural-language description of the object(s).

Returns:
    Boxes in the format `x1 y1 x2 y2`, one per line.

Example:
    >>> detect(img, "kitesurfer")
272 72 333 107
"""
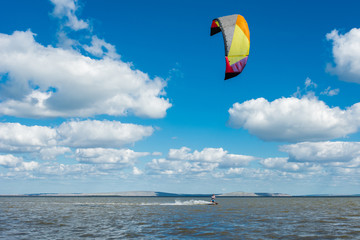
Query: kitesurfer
211 194 216 204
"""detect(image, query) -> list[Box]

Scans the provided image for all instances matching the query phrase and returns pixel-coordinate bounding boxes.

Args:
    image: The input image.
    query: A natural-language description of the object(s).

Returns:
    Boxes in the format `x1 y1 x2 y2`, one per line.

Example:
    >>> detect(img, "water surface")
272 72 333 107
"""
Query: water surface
1 197 360 239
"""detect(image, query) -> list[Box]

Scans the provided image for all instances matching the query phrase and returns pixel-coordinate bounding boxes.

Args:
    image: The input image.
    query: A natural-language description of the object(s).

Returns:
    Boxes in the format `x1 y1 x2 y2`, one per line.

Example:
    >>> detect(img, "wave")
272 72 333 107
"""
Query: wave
41 199 214 206
141 200 212 206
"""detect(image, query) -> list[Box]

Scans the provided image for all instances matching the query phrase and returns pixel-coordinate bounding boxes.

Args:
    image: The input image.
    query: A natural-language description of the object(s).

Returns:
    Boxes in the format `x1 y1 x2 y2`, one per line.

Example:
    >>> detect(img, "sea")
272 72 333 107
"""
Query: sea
1 196 360 239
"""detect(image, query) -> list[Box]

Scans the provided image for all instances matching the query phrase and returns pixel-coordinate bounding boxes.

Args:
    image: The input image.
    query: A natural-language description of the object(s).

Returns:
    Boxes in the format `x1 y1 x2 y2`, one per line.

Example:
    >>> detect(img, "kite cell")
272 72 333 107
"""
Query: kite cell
211 14 250 80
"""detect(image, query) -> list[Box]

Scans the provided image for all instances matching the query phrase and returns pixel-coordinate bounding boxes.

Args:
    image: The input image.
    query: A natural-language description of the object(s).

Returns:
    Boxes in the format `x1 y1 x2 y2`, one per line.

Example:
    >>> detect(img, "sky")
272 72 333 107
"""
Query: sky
1 0 360 195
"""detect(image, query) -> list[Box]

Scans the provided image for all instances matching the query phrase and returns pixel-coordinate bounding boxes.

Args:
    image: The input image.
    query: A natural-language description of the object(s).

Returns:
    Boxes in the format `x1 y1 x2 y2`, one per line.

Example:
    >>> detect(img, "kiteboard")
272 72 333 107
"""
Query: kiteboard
207 202 218 205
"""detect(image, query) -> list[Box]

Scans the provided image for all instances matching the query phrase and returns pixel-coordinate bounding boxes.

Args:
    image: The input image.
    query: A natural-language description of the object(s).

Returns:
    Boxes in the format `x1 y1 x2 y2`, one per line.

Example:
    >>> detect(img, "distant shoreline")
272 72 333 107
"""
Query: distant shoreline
0 191 359 197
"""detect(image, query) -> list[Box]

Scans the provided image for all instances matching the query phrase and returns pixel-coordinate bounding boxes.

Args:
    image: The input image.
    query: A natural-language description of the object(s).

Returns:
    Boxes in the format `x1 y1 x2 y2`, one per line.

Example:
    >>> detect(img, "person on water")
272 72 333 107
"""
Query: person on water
211 194 216 203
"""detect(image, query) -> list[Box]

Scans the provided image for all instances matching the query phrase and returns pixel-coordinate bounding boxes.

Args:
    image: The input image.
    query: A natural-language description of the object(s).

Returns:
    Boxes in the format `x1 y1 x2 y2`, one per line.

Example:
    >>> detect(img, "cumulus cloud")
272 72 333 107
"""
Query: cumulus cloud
280 141 360 163
0 30 171 118
228 96 360 142
0 154 39 172
261 157 302 171
326 28 360 83
58 120 154 148
0 155 23 168
168 147 255 167
146 158 218 175
1 155 139 178
39 147 72 161
50 0 89 31
75 148 149 164
260 157 322 173
0 122 57 152
133 167 143 175
146 147 256 176
0 120 153 153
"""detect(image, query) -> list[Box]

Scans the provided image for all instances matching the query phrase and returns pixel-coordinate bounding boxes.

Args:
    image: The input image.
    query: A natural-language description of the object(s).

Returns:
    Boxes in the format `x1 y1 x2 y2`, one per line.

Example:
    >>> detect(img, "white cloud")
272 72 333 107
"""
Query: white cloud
14 161 40 172
0 154 23 168
0 120 153 153
84 36 120 60
0 123 57 152
152 152 162 156
305 77 317 89
321 86 339 96
146 158 218 175
146 147 256 176
228 96 360 142
0 30 171 118
0 154 39 172
293 78 317 98
39 147 72 160
133 167 143 175
280 141 360 163
75 148 148 164
50 0 89 31
260 157 322 173
58 120 154 148
36 162 98 176
168 147 255 167
261 157 302 171
225 167 281 179
326 28 360 83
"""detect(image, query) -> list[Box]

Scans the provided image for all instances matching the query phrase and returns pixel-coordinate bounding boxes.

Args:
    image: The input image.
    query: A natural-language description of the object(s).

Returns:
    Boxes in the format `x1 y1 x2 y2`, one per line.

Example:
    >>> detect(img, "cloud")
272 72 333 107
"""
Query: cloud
146 158 218 176
146 147 256 176
260 157 322 173
0 154 39 173
168 147 256 167
57 120 154 148
0 154 23 168
32 162 98 177
84 36 120 60
293 78 317 98
132 167 143 175
39 147 72 160
0 120 153 153
50 0 89 31
228 96 360 142
0 122 57 152
0 30 171 118
305 77 317 89
75 148 149 164
321 86 339 96
224 167 288 179
280 141 360 163
326 28 360 83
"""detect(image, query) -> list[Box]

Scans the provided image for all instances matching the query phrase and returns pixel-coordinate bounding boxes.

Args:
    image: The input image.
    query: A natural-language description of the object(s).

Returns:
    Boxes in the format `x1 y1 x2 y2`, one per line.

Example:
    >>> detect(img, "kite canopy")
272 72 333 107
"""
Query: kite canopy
210 14 250 80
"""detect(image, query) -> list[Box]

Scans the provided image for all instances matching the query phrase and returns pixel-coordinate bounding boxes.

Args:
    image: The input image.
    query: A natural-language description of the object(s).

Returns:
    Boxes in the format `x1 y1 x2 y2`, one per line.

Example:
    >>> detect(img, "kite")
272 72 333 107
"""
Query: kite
210 14 250 80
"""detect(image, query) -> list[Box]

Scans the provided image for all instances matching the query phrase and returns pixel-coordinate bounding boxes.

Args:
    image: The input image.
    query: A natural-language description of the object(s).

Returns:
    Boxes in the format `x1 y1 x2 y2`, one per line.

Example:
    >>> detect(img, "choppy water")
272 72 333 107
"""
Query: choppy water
1 197 360 239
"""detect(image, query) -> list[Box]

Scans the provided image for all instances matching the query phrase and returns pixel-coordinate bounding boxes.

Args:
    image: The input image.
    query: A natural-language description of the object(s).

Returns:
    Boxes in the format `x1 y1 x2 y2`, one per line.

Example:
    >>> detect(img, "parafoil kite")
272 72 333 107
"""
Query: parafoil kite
210 14 250 80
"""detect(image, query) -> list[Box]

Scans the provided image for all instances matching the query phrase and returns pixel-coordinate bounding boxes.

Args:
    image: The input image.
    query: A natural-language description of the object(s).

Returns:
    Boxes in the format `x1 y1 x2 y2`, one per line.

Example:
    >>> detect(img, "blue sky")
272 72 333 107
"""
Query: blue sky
1 0 360 195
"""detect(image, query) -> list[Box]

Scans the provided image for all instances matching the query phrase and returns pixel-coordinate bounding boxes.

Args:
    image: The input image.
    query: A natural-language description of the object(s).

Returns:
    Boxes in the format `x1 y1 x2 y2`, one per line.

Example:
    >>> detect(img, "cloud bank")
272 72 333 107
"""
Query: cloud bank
0 120 153 152
146 147 256 176
281 141 360 164
228 96 360 142
0 120 152 178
